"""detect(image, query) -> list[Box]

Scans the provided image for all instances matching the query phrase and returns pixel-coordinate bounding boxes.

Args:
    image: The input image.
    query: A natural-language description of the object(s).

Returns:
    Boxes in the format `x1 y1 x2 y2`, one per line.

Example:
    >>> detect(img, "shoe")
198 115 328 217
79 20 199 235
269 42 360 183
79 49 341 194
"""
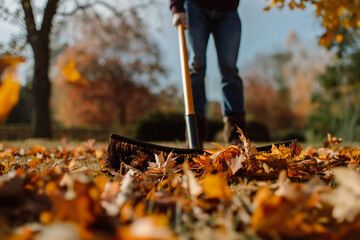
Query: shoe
223 115 246 145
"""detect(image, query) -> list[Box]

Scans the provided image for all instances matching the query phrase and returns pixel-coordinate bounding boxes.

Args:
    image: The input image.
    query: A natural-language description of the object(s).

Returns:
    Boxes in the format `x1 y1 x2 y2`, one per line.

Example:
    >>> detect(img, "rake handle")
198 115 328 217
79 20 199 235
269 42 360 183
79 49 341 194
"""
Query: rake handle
177 24 200 149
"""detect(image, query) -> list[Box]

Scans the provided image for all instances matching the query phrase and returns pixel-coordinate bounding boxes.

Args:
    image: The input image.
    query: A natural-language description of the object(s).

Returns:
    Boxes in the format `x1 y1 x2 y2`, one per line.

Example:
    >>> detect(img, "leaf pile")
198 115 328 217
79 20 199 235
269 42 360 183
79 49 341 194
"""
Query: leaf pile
0 133 360 240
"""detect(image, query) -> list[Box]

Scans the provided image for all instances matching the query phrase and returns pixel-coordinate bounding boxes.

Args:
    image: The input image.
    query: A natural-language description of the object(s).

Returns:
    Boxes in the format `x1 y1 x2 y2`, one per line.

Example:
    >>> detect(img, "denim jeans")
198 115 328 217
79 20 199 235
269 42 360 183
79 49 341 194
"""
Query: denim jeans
184 0 245 117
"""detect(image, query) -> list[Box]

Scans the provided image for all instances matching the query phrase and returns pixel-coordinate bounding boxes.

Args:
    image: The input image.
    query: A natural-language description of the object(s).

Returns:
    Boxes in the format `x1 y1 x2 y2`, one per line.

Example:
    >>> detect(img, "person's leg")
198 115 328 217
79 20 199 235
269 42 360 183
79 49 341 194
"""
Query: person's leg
212 10 244 117
212 10 246 144
184 1 211 146
184 0 211 114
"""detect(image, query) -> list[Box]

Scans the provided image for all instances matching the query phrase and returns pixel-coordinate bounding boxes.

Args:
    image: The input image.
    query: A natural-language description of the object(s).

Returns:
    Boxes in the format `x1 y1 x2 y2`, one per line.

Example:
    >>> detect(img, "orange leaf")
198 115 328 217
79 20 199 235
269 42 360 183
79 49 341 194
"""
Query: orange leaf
94 174 109 193
201 174 233 199
61 60 88 84
0 71 21 123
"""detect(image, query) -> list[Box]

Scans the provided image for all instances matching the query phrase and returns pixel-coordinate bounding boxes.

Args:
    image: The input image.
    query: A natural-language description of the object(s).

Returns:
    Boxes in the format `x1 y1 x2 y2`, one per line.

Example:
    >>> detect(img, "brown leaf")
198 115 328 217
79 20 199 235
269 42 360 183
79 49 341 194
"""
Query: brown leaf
228 154 246 175
323 133 343 148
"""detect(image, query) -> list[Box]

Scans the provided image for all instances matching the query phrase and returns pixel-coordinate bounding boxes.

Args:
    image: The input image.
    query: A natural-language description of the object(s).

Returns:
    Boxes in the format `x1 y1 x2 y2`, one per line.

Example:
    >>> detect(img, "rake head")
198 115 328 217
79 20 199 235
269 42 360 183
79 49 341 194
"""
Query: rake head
104 133 297 171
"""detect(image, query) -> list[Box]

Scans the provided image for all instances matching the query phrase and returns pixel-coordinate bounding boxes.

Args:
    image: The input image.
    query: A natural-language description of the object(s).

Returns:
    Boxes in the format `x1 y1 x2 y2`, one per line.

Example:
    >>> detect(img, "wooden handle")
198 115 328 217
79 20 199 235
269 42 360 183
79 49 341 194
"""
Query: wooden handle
177 24 195 115
177 24 200 149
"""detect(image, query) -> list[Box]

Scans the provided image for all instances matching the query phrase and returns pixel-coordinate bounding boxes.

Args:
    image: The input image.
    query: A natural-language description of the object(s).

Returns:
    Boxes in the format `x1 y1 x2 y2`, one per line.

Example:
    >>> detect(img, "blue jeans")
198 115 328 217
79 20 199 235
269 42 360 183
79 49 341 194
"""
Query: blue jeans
184 0 245 117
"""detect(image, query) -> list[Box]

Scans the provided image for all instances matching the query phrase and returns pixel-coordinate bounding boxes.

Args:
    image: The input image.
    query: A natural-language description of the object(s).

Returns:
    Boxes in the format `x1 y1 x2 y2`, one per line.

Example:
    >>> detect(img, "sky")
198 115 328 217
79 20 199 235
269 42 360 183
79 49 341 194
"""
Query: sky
0 0 325 102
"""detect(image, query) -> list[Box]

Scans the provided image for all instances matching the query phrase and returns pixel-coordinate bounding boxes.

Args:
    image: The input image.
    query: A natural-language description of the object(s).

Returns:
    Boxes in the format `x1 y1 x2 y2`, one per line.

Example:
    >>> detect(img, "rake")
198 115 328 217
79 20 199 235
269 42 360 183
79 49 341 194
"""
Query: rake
104 24 296 171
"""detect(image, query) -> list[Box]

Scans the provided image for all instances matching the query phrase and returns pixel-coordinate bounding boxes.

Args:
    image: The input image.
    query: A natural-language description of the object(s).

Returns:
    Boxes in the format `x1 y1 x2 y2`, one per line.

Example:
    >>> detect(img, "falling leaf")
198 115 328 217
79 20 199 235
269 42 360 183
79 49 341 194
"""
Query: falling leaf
61 60 87 84
0 71 21 123
0 55 26 123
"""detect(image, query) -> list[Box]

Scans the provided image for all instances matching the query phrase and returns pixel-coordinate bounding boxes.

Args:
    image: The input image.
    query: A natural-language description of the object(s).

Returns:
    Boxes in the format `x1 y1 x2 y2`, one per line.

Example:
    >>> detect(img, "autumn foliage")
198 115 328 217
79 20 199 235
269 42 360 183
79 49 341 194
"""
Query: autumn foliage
52 15 173 126
266 0 360 46
0 132 360 239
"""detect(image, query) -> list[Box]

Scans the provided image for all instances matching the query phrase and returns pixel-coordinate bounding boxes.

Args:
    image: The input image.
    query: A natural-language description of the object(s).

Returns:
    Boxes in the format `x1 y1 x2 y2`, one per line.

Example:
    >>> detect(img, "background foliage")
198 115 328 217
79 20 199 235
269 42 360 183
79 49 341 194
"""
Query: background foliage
0 0 360 142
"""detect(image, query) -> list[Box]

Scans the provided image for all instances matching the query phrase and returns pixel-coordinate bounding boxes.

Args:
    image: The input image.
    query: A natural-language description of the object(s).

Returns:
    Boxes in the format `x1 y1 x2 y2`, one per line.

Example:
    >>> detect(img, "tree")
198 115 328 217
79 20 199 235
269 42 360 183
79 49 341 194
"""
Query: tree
266 0 360 46
282 32 331 128
53 13 167 126
243 69 295 133
244 32 331 135
0 0 155 138
309 28 360 141
267 1 360 140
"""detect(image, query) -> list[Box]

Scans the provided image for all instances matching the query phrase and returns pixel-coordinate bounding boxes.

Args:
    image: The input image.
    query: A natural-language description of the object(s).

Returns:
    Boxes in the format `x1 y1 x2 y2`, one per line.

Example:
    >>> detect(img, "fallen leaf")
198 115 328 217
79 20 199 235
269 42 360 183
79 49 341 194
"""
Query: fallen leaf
201 174 233 199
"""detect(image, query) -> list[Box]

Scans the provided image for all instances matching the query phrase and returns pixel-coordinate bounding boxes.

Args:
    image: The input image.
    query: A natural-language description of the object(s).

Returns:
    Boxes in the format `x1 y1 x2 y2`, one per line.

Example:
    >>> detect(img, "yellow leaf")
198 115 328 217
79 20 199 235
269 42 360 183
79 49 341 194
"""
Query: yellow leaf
88 187 100 200
0 55 24 123
45 181 57 195
61 60 87 84
0 71 21 123
201 174 233 199
94 174 109 192
336 34 343 43
40 211 53 225
95 150 104 159
0 55 26 70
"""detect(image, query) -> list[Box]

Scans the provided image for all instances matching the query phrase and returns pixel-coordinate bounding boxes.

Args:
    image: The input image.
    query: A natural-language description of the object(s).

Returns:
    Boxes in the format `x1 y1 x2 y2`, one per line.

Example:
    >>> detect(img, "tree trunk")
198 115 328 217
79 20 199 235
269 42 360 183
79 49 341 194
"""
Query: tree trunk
21 0 59 138
32 43 52 138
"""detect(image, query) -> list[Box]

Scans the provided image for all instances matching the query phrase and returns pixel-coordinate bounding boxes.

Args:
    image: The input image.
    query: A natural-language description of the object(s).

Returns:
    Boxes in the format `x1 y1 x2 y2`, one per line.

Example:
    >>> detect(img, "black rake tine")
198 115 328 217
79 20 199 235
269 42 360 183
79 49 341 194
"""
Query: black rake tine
104 133 297 170
108 133 296 154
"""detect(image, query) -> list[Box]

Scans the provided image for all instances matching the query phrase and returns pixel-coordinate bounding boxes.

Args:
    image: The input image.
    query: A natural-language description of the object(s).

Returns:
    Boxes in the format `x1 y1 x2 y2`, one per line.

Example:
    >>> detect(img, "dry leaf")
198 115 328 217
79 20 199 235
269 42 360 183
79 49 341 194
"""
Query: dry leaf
321 167 360 222
201 174 233 199
182 163 202 197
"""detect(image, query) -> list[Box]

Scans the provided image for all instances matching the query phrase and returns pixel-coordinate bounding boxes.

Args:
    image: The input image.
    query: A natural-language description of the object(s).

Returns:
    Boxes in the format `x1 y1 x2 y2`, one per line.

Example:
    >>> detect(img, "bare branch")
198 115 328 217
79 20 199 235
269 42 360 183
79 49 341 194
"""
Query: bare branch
41 0 60 39
20 0 38 42
58 0 156 17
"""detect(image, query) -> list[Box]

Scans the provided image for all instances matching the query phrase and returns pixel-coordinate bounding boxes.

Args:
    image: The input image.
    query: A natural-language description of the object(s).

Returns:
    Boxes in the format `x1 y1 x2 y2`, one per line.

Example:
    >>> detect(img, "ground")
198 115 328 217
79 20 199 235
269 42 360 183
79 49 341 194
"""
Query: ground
0 133 360 239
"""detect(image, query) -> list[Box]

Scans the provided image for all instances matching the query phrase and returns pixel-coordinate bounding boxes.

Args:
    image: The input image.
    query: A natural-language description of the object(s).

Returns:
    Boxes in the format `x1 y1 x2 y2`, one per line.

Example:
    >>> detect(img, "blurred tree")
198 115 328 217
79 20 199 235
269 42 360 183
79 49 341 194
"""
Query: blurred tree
244 32 331 138
53 14 179 126
266 0 360 46
283 32 331 128
309 28 360 141
267 1 360 140
244 69 295 132
0 0 155 137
